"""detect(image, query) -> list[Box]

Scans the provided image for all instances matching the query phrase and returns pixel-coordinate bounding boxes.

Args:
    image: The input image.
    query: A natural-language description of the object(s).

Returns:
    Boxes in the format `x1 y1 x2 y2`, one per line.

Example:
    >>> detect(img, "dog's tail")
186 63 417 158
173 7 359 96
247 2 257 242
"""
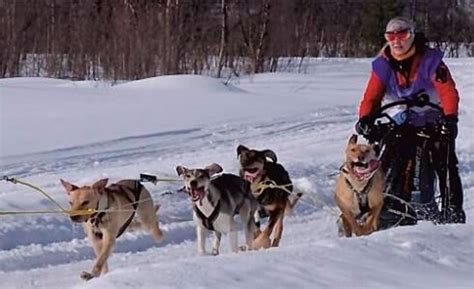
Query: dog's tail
285 192 303 216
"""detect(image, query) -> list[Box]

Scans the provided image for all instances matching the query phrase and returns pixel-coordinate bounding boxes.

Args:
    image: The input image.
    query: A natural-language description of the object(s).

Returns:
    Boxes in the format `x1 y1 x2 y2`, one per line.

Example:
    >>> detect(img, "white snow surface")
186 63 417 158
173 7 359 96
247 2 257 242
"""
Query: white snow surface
0 58 473 289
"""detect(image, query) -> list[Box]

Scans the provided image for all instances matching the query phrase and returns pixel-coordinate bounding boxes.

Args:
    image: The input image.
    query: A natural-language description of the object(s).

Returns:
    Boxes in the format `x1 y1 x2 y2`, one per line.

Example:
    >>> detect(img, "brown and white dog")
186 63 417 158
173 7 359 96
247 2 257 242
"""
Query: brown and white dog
61 178 163 280
237 145 302 249
335 135 384 237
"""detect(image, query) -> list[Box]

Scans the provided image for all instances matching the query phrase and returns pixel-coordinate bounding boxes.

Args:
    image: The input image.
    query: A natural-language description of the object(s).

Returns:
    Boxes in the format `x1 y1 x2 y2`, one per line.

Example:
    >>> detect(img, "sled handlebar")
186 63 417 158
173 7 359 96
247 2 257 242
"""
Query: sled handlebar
365 92 444 143
371 92 443 124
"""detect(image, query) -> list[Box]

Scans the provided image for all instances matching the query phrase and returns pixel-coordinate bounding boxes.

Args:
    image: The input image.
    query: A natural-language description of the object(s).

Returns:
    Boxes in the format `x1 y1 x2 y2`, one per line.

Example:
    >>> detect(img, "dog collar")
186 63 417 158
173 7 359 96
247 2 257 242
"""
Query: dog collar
85 193 106 221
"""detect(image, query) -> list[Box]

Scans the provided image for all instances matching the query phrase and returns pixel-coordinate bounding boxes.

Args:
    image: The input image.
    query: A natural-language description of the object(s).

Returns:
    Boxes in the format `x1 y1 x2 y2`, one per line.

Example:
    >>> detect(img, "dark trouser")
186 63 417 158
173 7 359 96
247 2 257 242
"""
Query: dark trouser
382 134 417 204
380 132 418 225
430 136 464 211
381 128 464 221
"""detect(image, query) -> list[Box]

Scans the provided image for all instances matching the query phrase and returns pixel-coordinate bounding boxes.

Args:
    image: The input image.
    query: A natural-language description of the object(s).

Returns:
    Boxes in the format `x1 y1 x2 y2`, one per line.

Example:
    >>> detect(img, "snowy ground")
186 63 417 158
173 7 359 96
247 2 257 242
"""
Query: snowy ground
0 58 473 289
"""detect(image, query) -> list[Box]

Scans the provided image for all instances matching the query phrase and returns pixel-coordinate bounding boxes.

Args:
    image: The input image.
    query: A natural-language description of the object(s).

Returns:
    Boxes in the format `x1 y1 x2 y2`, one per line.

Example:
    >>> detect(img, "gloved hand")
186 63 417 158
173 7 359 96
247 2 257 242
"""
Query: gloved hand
439 115 458 138
355 116 374 137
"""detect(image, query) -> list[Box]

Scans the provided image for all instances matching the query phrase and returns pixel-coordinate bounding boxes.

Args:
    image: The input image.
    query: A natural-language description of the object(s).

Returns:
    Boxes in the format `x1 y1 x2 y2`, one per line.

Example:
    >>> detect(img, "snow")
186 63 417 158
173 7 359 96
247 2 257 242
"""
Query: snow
0 58 473 289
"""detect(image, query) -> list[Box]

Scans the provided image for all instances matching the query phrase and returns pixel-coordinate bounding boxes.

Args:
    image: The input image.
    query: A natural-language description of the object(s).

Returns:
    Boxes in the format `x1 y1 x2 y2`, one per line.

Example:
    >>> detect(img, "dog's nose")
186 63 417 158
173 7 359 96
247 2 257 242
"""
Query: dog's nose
190 180 197 187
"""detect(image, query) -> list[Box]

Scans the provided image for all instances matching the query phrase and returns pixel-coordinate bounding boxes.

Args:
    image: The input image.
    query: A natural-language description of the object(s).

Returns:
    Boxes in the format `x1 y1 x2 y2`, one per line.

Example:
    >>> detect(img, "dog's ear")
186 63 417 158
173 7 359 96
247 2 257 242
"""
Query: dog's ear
237 145 249 158
348 134 358 145
60 179 78 194
176 165 188 176
92 178 108 194
205 163 223 176
262 149 277 163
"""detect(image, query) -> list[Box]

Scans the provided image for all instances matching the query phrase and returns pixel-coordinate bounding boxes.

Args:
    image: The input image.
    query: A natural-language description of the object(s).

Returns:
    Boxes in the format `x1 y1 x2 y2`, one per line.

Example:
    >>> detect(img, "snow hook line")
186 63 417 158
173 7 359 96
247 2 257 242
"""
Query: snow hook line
0 175 87 216
2 175 67 212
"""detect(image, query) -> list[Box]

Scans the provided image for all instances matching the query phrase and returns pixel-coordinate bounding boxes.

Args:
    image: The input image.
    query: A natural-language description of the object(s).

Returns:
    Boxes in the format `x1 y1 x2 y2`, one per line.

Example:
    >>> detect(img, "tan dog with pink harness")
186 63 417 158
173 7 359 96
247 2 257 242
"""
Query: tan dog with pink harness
335 135 384 237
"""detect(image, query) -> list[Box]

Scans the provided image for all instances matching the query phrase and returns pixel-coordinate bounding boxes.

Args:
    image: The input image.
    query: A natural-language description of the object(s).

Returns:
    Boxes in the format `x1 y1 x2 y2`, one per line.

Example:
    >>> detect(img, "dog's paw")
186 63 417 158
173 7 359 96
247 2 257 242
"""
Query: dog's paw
211 249 219 256
353 229 363 237
271 239 280 247
354 225 370 237
360 224 374 236
252 234 271 250
239 245 250 251
80 271 95 281
153 229 165 243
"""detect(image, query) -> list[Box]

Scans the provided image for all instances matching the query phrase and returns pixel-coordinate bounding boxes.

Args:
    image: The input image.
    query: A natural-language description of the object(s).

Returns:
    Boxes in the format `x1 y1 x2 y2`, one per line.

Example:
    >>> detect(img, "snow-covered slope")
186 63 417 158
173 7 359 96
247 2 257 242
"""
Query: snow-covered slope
0 58 473 289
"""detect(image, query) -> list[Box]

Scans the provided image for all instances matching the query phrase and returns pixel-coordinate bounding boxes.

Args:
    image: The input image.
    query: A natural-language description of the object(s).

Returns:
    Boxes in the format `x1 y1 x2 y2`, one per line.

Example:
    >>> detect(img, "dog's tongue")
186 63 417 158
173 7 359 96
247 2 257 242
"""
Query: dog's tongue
191 188 204 201
244 175 255 183
369 159 380 170
244 172 259 183
353 159 380 179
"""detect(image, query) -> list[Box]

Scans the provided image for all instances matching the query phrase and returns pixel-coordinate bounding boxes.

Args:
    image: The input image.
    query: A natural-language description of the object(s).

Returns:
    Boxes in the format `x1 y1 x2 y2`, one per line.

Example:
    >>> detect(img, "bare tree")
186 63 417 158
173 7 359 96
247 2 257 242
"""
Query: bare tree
217 0 229 78
0 0 471 80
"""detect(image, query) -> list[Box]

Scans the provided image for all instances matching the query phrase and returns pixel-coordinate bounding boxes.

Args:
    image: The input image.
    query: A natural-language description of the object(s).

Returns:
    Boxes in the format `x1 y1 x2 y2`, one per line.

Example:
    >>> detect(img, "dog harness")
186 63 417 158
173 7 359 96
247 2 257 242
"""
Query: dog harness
344 177 374 219
88 180 142 239
193 200 221 231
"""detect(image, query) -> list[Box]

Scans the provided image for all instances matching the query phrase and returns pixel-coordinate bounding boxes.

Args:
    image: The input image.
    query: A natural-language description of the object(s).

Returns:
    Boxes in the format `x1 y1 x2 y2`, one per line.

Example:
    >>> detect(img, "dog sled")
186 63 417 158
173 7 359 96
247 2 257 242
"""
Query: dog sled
362 92 458 229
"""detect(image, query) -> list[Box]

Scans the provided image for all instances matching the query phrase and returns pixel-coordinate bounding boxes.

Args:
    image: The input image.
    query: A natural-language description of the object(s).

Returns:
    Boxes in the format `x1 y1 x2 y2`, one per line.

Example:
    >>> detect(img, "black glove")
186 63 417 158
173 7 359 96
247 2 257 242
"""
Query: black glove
439 115 458 138
355 116 374 137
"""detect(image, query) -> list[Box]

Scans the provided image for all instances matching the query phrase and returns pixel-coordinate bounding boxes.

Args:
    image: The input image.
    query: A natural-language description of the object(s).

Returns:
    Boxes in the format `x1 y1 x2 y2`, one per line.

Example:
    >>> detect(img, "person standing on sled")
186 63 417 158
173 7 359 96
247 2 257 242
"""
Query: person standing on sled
354 17 465 224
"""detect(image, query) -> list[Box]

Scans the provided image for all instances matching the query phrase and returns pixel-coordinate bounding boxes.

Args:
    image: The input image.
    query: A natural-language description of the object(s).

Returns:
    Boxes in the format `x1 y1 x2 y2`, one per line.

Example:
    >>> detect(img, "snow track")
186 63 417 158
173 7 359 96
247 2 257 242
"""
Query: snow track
1 59 473 288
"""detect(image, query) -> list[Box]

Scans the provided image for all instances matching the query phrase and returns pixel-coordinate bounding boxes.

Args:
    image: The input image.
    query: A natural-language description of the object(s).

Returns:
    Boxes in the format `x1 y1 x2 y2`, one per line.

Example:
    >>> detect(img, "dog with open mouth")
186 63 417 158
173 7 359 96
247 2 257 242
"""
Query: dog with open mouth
176 163 259 255
237 145 302 249
335 134 384 237
61 178 163 280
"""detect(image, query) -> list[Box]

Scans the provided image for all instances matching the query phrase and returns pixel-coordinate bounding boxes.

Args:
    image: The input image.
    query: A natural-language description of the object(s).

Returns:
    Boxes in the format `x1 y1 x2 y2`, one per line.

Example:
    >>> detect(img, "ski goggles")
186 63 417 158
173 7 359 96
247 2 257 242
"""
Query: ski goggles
384 29 412 41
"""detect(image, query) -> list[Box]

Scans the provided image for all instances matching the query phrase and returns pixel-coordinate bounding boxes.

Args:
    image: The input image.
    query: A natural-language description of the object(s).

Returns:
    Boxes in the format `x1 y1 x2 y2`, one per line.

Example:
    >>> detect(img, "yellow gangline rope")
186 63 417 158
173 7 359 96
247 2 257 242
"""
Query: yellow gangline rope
0 208 145 216
3 176 67 212
254 180 293 195
0 208 95 216
0 176 155 217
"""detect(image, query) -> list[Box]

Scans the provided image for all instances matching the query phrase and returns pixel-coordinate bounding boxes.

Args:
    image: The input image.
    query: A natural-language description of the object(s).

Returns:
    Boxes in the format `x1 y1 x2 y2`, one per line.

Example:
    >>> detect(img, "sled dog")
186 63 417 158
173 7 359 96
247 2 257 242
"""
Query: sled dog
237 145 302 249
176 163 259 255
335 134 384 237
61 178 163 280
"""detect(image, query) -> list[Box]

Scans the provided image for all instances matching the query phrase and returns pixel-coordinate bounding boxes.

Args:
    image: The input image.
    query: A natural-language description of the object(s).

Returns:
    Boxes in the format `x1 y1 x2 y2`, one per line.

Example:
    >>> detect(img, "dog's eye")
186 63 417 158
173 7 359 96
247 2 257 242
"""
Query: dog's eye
81 201 89 206
69 201 73 206
350 148 356 152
